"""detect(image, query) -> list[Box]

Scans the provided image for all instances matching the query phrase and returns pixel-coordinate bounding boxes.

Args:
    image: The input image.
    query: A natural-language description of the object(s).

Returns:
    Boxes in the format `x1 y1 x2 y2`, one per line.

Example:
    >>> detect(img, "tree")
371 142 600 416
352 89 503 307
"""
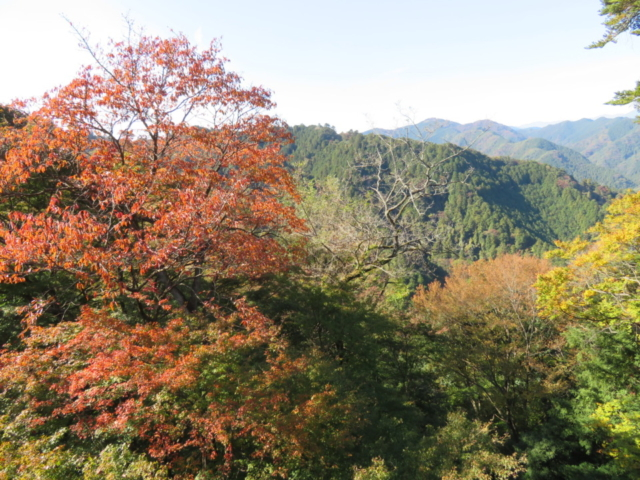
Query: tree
294 130 469 296
0 31 349 479
536 191 640 475
537 191 640 329
590 0 640 111
413 254 562 443
416 411 525 480
591 0 640 48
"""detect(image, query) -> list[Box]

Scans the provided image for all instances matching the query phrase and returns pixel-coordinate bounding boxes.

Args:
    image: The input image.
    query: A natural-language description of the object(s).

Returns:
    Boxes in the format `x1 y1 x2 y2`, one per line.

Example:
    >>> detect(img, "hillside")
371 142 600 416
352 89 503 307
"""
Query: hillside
520 116 640 184
366 118 637 190
287 125 613 259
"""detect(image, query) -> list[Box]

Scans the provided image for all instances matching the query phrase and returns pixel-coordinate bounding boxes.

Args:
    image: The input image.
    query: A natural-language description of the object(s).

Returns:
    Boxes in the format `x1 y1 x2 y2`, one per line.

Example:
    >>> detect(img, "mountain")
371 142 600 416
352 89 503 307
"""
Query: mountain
368 118 527 145
287 125 613 260
365 118 637 190
514 111 635 129
519 116 640 184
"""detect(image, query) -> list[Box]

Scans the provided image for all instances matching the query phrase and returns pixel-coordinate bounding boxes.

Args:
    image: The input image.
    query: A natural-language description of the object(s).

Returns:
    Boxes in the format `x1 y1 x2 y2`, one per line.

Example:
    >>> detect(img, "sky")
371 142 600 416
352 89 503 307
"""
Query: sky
0 0 638 131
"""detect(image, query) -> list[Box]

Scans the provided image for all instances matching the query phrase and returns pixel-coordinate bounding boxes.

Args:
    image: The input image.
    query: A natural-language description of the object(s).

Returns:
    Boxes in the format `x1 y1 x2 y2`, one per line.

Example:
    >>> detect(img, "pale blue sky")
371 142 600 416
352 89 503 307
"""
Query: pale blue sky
0 0 638 130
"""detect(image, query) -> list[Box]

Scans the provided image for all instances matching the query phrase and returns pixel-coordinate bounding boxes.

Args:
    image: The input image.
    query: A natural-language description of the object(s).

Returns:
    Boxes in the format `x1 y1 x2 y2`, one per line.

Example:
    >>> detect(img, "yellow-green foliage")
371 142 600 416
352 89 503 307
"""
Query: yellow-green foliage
537 191 640 473
0 435 81 480
417 412 526 480
0 427 167 480
83 445 169 480
353 457 392 480
538 191 640 329
591 399 640 472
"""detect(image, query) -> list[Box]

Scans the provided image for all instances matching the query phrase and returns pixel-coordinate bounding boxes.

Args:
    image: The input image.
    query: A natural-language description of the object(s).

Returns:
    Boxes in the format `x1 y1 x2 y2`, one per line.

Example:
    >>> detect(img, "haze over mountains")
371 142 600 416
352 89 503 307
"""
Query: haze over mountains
366 116 640 190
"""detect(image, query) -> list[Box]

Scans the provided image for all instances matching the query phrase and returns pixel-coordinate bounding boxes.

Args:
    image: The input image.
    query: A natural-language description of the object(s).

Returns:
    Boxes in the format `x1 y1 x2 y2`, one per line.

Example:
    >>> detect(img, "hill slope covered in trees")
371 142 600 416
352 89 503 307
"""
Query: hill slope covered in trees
288 125 613 260
366 118 637 190
520 116 640 184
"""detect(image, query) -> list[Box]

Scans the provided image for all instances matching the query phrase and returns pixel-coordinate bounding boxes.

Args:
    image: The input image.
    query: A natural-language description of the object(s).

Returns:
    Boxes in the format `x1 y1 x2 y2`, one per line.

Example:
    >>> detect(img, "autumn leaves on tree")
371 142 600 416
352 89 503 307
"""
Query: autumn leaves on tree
5 5 640 478
0 32 344 477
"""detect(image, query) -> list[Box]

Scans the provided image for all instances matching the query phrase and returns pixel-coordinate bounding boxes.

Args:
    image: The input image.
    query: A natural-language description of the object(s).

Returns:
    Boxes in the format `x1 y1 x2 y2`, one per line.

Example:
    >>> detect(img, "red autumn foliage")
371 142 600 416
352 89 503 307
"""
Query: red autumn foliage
0 32 344 477
0 35 302 300
0 300 342 475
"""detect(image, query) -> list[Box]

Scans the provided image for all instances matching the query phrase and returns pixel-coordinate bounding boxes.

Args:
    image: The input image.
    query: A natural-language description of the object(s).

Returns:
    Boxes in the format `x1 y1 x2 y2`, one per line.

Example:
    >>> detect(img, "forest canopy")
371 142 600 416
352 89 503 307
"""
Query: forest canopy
1 5 640 479
0 31 345 479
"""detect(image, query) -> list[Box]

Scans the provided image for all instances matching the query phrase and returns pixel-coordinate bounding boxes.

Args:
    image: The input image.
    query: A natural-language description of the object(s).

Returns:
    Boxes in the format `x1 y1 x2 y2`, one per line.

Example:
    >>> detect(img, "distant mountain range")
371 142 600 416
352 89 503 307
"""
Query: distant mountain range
514 111 636 129
365 116 640 190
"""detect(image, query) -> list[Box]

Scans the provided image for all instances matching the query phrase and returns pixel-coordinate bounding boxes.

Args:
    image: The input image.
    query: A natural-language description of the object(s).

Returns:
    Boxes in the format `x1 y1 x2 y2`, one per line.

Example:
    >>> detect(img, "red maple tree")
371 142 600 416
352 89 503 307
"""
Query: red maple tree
0 32 345 477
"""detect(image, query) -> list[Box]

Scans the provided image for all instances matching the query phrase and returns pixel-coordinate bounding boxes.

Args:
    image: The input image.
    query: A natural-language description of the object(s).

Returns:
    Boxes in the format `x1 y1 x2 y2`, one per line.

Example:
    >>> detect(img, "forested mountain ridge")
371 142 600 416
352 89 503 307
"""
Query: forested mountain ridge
366 117 637 190
287 125 613 259
520 116 640 183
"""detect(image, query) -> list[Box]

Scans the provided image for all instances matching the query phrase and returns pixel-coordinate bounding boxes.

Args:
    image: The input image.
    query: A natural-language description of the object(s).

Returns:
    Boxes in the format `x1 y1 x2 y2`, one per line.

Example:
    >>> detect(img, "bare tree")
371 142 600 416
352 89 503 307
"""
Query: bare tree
297 125 476 285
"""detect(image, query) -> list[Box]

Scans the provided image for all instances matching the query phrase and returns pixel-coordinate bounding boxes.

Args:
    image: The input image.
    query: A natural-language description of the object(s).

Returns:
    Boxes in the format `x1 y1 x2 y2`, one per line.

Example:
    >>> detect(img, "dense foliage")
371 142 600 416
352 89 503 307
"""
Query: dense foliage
0 33 345 479
288 125 613 260
2 6 640 478
535 191 640 478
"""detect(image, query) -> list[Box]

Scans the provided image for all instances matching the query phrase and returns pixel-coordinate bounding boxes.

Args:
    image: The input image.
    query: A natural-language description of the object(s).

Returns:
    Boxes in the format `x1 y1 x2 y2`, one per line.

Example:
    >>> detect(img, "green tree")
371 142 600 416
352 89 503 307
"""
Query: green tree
537 191 640 475
590 0 640 111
